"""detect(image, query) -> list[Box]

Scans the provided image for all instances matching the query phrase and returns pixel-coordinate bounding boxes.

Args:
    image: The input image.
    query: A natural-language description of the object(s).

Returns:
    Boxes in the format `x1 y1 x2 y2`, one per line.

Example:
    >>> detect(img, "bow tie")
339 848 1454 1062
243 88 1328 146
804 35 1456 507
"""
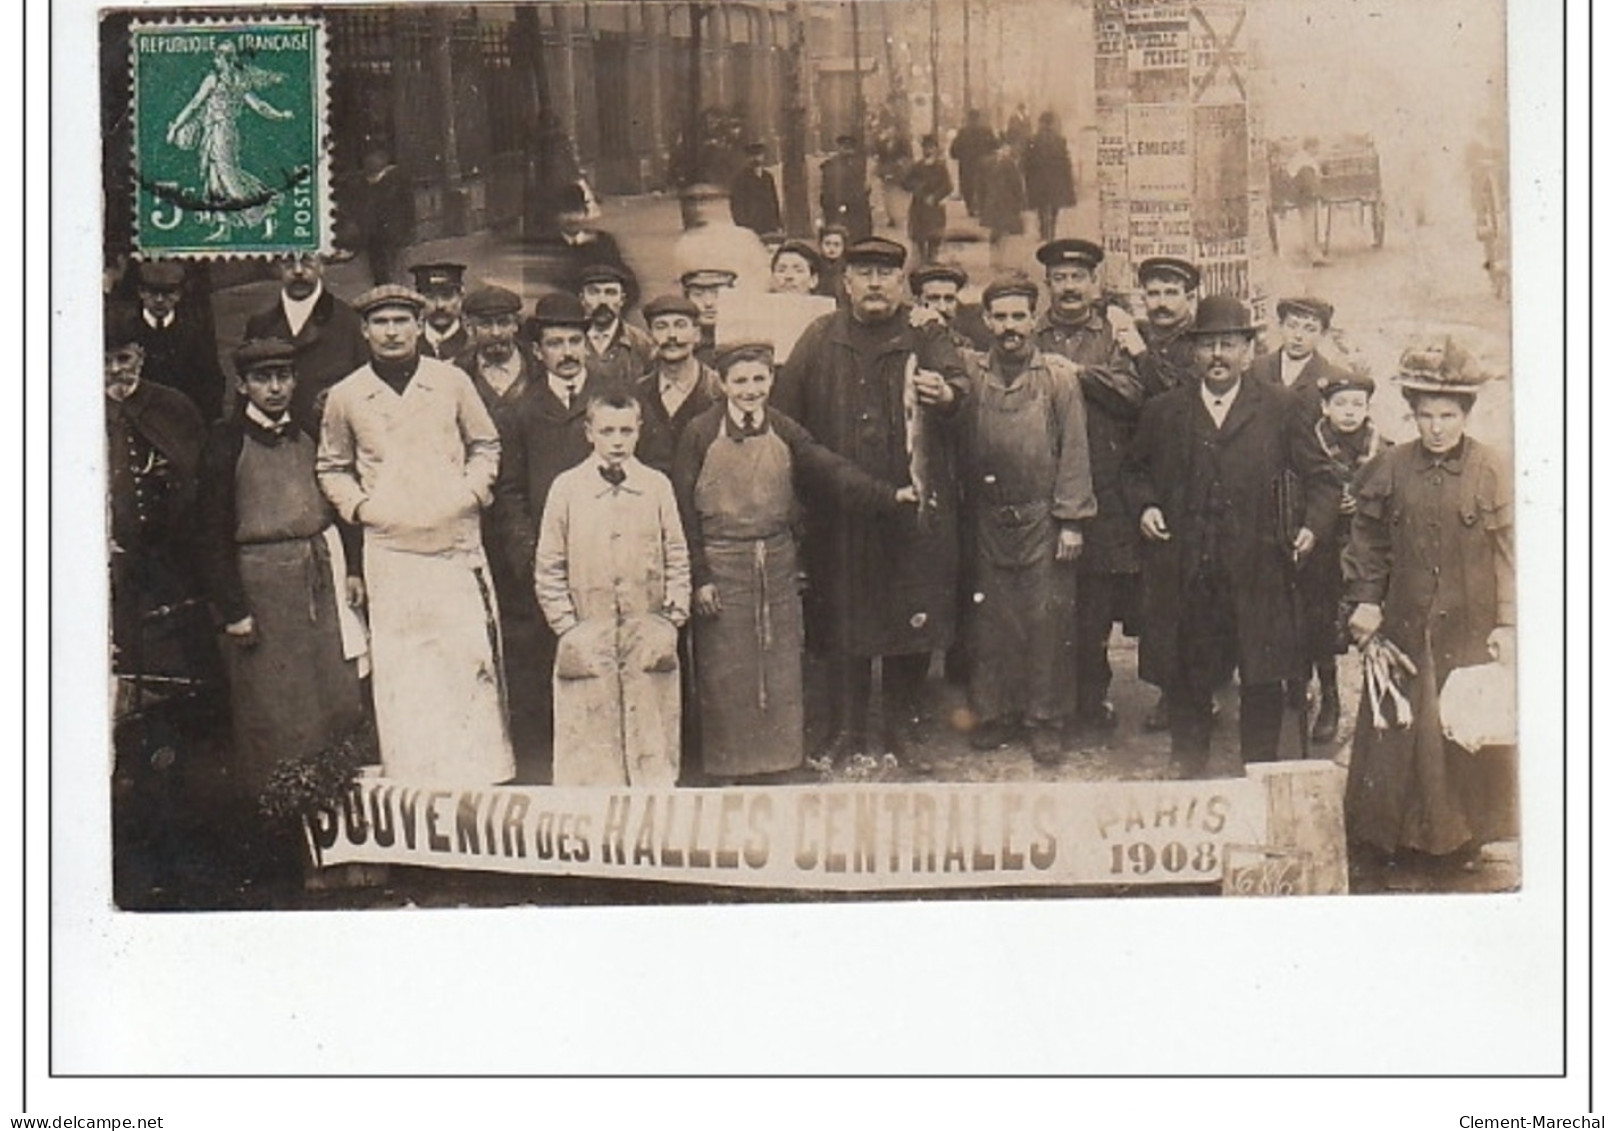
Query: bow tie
599 463 627 488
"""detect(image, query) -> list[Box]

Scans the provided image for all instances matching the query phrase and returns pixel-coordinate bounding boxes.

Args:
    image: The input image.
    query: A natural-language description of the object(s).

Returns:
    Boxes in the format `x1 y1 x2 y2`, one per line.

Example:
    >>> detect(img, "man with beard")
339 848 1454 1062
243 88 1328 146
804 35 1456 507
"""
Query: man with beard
1120 295 1338 778
123 259 227 422
634 294 719 476
492 293 612 777
680 268 738 368
1250 296 1353 422
409 263 470 361
244 253 368 437
775 237 969 770
958 278 1095 764
729 141 782 237
1032 239 1165 731
317 284 513 786
577 263 655 391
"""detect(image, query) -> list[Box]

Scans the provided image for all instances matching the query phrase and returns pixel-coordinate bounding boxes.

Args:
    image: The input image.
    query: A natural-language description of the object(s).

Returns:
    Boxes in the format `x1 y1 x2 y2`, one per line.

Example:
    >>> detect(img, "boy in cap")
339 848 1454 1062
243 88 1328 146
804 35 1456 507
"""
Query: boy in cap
409 263 470 361
1121 295 1338 776
125 259 227 422
729 141 782 237
243 253 368 436
195 337 367 872
1251 296 1354 422
1300 369 1387 743
958 277 1096 764
634 293 719 476
577 262 655 390
534 393 691 786
769 240 824 296
316 284 514 786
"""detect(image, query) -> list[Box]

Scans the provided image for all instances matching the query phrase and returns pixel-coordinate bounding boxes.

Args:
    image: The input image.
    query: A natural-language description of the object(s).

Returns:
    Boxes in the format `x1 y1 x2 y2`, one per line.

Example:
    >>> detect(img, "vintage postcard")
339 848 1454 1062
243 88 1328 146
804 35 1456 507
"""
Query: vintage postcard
43 0 1573 1094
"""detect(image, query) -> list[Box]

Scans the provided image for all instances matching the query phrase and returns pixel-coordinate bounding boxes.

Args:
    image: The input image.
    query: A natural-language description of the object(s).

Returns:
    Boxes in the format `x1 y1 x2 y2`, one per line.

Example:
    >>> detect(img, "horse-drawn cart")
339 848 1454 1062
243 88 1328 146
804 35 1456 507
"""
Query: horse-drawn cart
1267 134 1386 257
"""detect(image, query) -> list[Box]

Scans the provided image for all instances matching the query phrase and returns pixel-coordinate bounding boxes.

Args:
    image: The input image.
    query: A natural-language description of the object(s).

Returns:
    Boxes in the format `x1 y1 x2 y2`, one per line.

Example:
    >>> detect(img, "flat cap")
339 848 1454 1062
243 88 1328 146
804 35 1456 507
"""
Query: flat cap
1395 336 1492 395
772 238 823 272
462 285 524 319
1136 256 1201 290
352 284 427 317
1318 370 1376 400
712 340 776 373
1185 293 1260 336
981 276 1041 308
1036 238 1104 270
843 236 907 269
233 337 298 371
1276 296 1335 328
135 260 187 289
643 293 701 322
680 268 739 290
909 264 967 294
408 262 467 293
529 291 591 329
578 263 631 289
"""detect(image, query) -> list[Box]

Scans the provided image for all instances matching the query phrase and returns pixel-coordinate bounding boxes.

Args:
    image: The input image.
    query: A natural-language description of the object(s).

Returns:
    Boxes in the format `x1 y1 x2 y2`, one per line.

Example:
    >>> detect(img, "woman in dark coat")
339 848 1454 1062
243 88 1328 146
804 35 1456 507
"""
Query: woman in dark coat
1021 112 1077 243
1342 339 1515 867
977 142 1027 269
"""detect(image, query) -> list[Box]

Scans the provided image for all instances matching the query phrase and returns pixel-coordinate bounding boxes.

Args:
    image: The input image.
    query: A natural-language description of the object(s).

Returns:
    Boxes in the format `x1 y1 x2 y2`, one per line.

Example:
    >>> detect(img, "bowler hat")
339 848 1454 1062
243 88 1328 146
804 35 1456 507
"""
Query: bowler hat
1276 296 1335 328
135 260 186 290
233 337 297 372
1036 238 1104 270
462 286 523 319
843 237 907 269
1185 294 1260 337
1394 336 1492 395
409 262 467 294
909 264 967 294
1136 256 1201 291
352 284 427 318
529 292 591 329
643 293 701 322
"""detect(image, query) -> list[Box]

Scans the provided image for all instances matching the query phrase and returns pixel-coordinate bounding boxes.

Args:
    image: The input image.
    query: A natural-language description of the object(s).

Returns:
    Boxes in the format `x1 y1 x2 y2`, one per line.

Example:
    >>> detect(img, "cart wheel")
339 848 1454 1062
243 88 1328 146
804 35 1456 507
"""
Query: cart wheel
1372 200 1386 248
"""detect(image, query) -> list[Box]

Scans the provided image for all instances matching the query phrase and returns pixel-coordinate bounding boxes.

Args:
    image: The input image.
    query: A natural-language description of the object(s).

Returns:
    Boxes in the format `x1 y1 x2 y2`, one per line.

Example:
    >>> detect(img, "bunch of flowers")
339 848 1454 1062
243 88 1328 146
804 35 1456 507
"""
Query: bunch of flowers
257 722 377 821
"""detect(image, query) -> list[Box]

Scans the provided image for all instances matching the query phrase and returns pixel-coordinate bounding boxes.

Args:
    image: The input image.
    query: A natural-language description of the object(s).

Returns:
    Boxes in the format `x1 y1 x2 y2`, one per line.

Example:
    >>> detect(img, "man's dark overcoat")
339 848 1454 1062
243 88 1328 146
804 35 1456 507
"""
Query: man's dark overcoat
1120 377 1339 688
774 306 969 657
243 291 368 436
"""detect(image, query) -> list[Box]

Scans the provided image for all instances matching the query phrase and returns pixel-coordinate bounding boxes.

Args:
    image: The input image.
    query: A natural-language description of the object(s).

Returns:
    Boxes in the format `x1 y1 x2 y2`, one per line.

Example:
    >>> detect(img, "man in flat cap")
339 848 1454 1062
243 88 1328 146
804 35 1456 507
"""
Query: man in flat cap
317 284 514 786
123 259 227 423
819 134 873 242
680 268 739 368
196 337 366 878
1121 295 1338 777
457 286 542 430
409 263 471 361
1129 257 1202 397
775 236 970 770
105 303 213 688
244 253 368 437
634 294 719 477
1032 238 1166 732
909 264 987 354
729 141 782 238
1252 296 1353 422
957 276 1096 765
491 293 615 776
577 263 655 391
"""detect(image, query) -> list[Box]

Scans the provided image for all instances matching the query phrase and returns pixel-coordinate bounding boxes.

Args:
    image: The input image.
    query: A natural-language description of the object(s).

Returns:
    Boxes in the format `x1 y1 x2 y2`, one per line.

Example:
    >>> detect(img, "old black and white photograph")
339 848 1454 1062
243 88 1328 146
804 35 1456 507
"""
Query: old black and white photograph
36 0 1580 1101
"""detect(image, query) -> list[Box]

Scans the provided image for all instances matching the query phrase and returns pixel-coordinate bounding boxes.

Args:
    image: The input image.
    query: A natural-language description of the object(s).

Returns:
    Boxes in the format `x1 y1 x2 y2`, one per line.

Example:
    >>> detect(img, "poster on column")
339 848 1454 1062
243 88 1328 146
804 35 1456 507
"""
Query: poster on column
1124 0 1191 103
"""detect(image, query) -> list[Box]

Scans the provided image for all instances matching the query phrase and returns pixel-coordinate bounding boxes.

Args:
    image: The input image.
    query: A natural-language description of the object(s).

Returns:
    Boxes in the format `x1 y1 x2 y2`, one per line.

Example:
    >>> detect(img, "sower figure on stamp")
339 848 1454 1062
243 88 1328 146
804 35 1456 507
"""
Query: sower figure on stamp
535 394 691 787
774 237 970 772
316 284 514 786
1031 239 1166 733
244 253 368 439
1121 295 1339 779
672 342 916 784
410 263 470 361
1342 339 1515 869
122 259 227 423
195 338 367 877
958 279 1096 766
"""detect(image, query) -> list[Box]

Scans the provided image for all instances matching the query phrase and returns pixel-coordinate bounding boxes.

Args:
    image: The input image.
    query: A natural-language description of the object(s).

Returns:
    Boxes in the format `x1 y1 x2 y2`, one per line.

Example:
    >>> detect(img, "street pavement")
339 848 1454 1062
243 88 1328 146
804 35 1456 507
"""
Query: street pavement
194 176 1517 904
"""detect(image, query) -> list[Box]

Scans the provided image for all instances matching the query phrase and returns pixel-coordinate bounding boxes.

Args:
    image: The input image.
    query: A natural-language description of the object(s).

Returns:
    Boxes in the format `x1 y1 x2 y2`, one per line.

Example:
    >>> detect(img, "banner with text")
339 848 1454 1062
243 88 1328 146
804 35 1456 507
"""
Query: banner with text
307 777 1268 891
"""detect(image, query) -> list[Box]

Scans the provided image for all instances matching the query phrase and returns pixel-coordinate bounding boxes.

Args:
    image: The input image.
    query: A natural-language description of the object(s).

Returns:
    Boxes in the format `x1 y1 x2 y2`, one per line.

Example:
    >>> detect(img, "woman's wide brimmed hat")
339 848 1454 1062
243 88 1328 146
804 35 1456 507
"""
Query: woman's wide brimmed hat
1394 335 1492 395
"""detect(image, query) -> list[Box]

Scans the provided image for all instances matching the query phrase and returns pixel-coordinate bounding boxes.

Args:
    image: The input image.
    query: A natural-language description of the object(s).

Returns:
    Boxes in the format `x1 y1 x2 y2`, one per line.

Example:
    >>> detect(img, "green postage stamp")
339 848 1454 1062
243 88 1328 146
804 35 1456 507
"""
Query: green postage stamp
130 16 330 257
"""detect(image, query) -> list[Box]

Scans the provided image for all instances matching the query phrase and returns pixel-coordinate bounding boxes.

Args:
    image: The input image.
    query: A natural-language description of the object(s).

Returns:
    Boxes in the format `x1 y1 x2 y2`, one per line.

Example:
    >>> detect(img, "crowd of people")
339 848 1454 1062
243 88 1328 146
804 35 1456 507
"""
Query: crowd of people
106 140 1516 885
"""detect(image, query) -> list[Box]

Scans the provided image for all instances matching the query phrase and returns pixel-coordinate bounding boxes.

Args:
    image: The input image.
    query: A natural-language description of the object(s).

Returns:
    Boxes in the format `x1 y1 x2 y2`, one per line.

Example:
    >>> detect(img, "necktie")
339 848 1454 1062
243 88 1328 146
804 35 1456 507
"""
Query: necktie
743 411 758 434
599 463 626 488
